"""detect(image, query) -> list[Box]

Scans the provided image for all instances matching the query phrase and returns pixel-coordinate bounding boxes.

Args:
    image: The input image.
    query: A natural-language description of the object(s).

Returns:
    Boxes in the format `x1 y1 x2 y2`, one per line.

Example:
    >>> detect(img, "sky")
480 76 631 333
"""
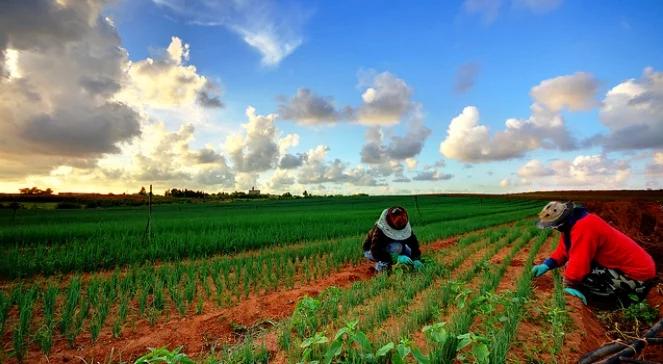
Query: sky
1 0 662 195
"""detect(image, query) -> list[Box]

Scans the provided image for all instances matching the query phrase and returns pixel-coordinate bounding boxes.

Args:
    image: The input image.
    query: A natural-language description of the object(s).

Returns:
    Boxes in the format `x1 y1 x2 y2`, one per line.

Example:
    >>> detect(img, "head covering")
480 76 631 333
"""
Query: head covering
376 207 412 240
536 201 574 229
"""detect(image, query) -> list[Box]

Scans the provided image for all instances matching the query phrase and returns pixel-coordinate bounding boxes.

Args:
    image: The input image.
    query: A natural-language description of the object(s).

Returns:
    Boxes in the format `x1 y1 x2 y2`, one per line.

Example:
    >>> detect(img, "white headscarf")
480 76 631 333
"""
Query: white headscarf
376 208 412 240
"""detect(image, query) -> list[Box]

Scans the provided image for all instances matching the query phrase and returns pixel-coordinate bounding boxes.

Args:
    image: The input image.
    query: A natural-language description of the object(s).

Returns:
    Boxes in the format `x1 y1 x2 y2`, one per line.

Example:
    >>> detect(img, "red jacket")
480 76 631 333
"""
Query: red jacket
548 213 656 284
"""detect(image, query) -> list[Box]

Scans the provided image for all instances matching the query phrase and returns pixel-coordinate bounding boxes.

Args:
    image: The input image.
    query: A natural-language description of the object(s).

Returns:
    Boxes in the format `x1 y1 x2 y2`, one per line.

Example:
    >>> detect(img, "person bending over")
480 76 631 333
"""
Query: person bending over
532 201 656 307
362 206 423 272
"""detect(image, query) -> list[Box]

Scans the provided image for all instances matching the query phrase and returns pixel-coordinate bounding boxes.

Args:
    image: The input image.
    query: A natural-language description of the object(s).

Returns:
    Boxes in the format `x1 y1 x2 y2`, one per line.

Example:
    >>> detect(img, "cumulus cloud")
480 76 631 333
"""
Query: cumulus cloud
440 72 594 162
152 0 308 66
517 159 555 178
455 63 480 94
530 72 598 112
225 106 281 173
645 151 663 177
97 121 234 187
0 0 141 176
356 72 413 125
598 67 663 150
277 88 351 124
361 105 431 164
513 155 630 189
279 153 307 169
119 36 220 109
412 171 453 181
296 146 382 186
269 169 296 190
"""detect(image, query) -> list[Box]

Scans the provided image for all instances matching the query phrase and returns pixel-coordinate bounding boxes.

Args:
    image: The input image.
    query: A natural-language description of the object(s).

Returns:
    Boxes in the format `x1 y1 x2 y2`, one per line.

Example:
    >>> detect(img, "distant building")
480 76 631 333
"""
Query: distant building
248 186 260 196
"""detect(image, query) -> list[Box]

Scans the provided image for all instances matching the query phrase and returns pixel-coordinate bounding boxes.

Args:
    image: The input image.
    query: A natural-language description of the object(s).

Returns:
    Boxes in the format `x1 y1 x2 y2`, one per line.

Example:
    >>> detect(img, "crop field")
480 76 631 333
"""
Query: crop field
0 195 661 363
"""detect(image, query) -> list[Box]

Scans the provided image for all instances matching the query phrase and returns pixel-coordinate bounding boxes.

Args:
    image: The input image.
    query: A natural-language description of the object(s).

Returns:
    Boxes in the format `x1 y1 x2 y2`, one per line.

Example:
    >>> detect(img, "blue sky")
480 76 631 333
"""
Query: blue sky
1 0 662 194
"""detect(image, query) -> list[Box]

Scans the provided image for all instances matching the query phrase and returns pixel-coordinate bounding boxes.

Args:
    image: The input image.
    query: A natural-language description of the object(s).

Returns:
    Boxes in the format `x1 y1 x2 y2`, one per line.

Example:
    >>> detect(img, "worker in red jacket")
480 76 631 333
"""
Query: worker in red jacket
532 201 656 307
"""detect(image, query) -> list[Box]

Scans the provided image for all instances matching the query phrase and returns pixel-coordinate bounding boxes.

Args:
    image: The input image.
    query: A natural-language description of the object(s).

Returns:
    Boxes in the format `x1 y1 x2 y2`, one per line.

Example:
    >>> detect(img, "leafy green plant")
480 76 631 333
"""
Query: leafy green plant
134 346 194 364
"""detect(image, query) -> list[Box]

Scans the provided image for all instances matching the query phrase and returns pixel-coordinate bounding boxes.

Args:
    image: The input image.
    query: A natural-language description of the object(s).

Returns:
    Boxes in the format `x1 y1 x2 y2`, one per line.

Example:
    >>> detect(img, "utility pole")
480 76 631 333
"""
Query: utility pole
144 184 152 243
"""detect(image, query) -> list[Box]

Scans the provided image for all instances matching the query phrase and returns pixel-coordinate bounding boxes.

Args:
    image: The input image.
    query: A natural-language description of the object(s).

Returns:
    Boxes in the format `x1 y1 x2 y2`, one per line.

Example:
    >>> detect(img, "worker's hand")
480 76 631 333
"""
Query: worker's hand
413 260 424 271
564 288 587 305
531 264 550 278
396 255 413 265
375 261 389 272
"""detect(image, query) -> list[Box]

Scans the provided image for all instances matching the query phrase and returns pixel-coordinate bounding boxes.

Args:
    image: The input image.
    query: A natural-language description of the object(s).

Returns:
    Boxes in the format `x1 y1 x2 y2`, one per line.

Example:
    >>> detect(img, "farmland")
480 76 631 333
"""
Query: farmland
0 195 661 363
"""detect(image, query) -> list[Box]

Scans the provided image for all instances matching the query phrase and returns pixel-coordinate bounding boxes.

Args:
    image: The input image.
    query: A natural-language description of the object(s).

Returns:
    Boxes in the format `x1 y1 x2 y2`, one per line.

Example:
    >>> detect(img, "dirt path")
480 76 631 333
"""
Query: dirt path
19 238 458 364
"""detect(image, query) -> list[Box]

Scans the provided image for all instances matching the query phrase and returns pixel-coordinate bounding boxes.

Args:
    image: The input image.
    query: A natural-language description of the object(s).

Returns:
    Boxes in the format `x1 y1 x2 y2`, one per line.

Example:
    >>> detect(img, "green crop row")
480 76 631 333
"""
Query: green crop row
277 223 526 362
0 205 539 361
1 196 542 278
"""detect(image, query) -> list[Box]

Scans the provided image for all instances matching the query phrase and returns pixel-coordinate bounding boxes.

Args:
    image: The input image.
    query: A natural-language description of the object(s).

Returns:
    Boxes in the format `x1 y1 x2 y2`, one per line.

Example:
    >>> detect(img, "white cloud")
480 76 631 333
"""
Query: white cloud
517 159 554 178
277 88 351 124
440 72 592 162
296 146 383 186
412 170 453 181
152 0 308 66
405 158 418 170
98 122 234 187
120 37 220 109
530 72 599 112
644 152 663 188
513 155 631 189
225 106 280 173
357 72 413 125
361 102 431 167
598 67 663 150
0 0 140 177
269 169 296 191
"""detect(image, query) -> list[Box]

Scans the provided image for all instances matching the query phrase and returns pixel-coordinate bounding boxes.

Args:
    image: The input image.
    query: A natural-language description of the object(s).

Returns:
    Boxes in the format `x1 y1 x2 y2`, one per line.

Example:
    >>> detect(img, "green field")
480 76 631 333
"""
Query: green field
0 195 566 363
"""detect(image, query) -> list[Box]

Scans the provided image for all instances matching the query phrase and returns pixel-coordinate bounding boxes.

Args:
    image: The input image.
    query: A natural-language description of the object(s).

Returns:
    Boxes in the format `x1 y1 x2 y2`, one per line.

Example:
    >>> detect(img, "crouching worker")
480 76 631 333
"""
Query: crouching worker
532 201 656 308
362 206 423 272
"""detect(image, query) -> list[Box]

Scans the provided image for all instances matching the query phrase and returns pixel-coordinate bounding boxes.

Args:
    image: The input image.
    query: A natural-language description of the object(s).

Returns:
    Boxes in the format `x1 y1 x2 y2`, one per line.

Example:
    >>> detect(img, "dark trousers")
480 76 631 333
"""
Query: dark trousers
580 264 654 308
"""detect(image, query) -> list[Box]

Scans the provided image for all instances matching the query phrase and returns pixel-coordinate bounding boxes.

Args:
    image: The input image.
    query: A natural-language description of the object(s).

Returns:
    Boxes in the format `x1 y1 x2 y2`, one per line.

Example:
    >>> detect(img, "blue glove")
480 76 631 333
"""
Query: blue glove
564 288 587 305
396 255 413 265
413 260 424 270
531 264 550 277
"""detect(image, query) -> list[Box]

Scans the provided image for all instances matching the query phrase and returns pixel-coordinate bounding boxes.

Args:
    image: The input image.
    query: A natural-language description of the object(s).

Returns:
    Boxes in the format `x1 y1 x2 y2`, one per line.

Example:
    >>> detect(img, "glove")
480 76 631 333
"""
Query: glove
531 264 550 278
375 261 389 272
413 260 424 270
564 288 587 305
396 255 413 265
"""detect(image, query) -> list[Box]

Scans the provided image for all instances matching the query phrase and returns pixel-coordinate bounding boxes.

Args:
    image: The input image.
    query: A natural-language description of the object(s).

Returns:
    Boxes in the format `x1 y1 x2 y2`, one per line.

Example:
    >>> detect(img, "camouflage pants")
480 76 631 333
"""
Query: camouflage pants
581 265 653 307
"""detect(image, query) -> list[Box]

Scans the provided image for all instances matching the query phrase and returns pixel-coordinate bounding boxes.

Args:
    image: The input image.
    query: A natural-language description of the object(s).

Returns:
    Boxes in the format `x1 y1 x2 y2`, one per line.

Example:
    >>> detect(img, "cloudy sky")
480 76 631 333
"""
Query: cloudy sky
1 0 662 195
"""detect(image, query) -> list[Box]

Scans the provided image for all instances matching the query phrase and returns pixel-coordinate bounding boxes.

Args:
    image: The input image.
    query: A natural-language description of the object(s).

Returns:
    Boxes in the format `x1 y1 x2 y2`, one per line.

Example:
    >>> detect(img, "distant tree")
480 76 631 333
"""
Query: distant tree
139 186 147 195
18 186 53 195
282 192 292 198
303 190 308 198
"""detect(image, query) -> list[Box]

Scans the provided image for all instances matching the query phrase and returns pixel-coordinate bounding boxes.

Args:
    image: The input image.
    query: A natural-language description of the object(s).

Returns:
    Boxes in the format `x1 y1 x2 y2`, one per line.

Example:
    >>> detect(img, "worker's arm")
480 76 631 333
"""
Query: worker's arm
563 229 598 287
362 226 376 253
532 235 567 277
546 235 569 269
405 232 422 261
369 229 393 265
